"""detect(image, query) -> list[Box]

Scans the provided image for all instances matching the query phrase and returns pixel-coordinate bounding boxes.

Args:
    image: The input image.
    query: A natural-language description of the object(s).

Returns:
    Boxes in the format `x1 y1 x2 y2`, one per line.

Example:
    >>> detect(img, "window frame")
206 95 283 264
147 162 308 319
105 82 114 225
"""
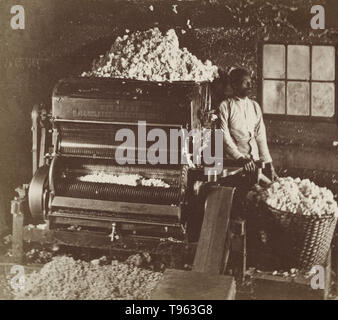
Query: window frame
257 41 338 123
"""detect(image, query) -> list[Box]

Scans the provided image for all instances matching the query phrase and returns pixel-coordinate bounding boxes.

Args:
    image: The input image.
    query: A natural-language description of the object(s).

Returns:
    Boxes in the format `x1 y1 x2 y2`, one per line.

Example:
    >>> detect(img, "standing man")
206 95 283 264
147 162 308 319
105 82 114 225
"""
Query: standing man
218 67 277 181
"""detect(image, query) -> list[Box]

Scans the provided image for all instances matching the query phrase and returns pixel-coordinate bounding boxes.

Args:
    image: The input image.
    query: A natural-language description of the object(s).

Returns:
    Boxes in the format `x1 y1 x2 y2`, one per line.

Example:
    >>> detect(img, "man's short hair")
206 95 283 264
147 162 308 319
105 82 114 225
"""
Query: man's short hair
229 68 251 86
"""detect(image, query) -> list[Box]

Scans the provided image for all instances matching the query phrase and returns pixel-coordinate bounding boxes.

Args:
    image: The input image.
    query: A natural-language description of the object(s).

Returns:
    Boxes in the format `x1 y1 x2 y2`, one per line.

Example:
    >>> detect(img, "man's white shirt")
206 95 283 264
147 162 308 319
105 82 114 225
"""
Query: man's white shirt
218 96 272 163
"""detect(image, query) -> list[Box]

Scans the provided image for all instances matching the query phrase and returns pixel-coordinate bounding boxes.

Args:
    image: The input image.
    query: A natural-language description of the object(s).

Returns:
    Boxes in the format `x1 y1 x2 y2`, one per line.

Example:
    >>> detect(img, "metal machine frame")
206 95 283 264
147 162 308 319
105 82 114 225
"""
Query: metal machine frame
11 77 247 283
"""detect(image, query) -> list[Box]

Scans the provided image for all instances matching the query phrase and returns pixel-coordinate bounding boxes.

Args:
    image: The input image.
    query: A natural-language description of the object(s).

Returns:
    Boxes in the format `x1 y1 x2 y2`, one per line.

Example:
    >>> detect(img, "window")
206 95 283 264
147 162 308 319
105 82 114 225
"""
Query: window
261 44 336 118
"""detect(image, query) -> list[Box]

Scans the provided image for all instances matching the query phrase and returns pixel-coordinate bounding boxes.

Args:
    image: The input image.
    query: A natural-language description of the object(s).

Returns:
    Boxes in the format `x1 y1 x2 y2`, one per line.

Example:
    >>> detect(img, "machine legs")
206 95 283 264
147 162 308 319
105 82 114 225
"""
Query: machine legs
228 219 247 283
10 185 29 264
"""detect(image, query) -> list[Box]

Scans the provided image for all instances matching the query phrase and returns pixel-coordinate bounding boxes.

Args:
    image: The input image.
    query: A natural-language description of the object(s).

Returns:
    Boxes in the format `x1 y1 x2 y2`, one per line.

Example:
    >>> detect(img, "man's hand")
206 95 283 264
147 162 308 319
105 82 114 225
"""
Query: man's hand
265 162 278 181
238 157 256 173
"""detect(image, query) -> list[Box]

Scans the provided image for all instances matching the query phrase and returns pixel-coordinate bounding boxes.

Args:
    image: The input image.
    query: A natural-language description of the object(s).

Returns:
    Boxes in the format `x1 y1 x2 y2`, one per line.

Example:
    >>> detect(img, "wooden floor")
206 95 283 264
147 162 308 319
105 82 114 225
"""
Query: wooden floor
151 269 236 300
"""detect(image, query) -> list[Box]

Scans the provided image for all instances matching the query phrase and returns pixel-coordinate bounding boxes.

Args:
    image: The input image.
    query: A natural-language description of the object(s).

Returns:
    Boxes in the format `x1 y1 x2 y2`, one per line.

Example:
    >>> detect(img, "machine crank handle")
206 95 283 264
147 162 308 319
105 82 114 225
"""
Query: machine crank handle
217 160 268 183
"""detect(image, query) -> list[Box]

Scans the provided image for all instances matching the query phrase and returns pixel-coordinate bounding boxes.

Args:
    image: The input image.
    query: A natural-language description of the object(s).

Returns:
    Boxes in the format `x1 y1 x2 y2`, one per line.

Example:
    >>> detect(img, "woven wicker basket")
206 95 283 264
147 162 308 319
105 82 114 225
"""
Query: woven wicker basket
258 201 337 270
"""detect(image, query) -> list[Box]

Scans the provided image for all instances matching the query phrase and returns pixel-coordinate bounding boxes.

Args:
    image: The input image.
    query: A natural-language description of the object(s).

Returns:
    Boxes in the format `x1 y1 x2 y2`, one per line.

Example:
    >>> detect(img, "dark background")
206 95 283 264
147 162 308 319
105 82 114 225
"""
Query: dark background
0 0 337 234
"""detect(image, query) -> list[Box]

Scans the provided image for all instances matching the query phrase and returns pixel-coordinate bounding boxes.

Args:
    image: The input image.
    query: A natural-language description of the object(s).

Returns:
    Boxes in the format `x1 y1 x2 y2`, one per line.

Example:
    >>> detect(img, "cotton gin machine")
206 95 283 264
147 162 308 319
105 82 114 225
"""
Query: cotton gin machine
11 77 241 277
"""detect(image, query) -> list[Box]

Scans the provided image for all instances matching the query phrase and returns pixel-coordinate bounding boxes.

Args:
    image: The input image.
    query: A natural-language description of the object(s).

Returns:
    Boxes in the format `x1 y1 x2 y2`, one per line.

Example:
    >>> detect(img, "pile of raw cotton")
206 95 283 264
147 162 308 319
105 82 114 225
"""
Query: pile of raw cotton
13 256 163 300
82 28 218 82
256 177 338 217
78 173 170 188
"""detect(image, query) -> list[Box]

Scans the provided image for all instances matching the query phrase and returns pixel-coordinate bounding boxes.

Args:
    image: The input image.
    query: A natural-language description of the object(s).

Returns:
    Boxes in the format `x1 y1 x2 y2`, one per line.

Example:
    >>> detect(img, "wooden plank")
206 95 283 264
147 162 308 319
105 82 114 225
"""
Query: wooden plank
193 186 235 274
251 250 332 300
51 196 180 218
252 273 327 300
150 269 236 300
325 250 332 300
12 213 24 264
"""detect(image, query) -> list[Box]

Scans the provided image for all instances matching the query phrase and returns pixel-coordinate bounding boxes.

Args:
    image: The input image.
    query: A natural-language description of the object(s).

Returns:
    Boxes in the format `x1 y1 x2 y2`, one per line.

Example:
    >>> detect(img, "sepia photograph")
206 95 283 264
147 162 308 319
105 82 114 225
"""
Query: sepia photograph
0 0 337 304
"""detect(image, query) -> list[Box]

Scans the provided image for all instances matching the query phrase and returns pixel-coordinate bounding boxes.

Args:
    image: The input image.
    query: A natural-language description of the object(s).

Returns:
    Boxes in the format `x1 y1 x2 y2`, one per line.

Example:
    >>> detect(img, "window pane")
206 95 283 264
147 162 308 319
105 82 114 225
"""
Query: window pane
263 80 285 114
312 82 335 117
287 45 310 80
312 46 335 81
263 45 285 79
287 82 310 115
